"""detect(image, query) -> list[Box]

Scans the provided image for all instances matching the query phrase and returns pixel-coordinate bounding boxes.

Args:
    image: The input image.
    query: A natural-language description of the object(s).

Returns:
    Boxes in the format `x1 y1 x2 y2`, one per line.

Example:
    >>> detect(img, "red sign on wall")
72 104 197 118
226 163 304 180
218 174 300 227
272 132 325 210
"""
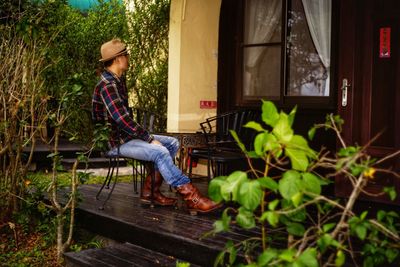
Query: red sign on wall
200 100 217 109
379 27 391 58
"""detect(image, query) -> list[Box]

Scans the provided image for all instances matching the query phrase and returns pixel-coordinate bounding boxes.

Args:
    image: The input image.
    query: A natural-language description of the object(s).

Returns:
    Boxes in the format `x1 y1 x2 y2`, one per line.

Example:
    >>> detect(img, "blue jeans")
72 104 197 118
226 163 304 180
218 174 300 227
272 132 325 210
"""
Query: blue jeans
108 134 191 187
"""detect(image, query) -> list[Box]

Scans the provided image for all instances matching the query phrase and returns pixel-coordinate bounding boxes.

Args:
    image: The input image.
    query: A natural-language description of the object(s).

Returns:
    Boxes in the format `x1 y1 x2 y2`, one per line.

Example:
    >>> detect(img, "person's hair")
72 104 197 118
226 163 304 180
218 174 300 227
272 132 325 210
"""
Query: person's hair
103 58 115 68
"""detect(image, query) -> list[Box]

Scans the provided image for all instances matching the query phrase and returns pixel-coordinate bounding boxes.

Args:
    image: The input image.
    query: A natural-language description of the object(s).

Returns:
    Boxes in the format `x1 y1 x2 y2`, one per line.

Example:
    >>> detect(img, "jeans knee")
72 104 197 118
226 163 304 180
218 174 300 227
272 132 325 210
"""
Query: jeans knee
172 139 180 151
154 146 170 161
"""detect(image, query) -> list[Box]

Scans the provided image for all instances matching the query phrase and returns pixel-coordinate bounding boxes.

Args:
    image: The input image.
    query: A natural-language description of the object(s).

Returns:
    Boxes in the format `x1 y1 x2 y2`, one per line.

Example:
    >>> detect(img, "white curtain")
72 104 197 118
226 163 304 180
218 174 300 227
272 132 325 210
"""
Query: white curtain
244 0 281 95
302 0 332 96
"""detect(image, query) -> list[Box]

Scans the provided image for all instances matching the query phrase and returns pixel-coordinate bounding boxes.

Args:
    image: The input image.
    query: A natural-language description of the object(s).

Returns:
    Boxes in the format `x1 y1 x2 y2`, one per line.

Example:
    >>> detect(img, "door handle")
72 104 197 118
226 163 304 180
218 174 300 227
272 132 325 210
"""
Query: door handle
341 78 350 107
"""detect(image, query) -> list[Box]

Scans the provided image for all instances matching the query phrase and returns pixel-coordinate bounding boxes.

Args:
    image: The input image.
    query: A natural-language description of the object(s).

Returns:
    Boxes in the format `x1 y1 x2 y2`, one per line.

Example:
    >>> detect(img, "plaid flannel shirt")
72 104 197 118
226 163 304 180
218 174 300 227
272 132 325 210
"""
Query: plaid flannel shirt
92 70 153 148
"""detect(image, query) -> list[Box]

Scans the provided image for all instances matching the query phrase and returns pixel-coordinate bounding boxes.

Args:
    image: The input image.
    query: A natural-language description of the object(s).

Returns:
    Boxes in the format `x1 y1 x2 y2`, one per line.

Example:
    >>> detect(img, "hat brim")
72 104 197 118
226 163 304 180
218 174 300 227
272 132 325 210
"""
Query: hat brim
99 49 127 62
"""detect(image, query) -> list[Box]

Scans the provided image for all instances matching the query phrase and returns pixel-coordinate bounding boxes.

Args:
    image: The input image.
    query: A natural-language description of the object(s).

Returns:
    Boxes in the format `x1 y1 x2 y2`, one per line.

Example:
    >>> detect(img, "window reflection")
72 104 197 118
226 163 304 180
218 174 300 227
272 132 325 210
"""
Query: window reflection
242 0 332 99
287 0 331 96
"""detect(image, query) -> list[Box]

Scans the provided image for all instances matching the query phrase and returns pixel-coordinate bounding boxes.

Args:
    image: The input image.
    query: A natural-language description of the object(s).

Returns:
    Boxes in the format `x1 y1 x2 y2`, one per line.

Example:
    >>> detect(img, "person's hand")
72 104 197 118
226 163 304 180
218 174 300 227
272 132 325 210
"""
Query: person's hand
151 139 162 146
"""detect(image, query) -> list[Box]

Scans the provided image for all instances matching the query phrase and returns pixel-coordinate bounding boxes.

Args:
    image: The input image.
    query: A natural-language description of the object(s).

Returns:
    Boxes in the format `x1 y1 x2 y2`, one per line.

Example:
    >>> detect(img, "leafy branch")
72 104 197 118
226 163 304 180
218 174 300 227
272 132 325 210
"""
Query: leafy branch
208 100 400 266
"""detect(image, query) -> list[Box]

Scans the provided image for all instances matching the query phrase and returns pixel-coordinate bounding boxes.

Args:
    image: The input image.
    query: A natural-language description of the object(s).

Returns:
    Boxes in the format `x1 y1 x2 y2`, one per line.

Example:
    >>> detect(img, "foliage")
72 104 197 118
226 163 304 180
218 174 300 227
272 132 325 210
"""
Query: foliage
0 173 107 267
1 0 170 263
0 15 49 218
23 0 129 142
208 100 400 266
126 0 170 130
16 0 170 137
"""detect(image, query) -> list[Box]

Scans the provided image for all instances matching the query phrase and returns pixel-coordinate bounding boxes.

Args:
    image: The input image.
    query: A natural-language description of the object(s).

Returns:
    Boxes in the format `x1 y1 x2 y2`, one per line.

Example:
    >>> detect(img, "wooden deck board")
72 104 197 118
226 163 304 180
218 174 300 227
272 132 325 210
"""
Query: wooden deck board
72 179 270 265
79 181 264 240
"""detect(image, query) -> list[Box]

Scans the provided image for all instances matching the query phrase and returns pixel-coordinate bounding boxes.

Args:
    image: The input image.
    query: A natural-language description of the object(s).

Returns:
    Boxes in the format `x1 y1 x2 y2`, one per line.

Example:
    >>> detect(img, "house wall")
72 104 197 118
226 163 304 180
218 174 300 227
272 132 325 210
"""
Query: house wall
167 0 222 132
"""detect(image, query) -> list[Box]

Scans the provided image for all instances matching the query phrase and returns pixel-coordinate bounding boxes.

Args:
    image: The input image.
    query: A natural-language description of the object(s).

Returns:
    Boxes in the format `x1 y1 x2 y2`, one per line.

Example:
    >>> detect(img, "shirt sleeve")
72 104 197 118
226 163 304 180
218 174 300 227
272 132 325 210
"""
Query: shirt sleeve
99 82 153 142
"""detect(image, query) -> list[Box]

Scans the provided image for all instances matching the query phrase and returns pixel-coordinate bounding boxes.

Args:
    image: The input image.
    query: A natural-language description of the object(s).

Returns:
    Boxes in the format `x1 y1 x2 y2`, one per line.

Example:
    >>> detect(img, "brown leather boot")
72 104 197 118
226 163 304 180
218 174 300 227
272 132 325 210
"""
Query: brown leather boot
176 183 223 215
141 171 177 206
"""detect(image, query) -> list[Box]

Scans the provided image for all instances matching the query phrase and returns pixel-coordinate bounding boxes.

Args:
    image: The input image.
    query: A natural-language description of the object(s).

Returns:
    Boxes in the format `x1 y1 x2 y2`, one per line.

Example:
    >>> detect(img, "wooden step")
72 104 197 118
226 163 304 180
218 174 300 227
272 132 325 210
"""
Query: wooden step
64 242 200 267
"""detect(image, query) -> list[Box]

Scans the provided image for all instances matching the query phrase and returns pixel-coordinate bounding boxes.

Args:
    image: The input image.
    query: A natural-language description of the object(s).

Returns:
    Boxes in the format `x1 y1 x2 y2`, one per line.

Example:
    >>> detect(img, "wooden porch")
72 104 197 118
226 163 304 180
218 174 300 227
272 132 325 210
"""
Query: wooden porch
63 178 282 266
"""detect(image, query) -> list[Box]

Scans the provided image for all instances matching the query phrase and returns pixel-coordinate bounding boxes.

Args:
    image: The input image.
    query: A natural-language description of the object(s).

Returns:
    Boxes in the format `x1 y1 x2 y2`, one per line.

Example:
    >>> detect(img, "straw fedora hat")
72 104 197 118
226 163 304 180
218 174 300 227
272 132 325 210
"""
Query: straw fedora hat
99 39 127 62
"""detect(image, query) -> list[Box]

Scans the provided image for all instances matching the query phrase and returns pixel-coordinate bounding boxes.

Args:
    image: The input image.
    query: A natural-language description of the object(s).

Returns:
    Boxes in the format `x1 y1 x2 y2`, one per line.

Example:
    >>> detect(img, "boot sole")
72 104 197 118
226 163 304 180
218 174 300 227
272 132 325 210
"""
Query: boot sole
188 203 223 216
140 198 178 207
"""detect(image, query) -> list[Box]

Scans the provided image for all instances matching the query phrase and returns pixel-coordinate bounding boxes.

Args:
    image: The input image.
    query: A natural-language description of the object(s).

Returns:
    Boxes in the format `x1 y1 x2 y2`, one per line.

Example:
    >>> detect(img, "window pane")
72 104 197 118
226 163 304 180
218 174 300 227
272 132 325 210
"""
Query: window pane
243 46 281 99
286 0 331 96
244 0 282 44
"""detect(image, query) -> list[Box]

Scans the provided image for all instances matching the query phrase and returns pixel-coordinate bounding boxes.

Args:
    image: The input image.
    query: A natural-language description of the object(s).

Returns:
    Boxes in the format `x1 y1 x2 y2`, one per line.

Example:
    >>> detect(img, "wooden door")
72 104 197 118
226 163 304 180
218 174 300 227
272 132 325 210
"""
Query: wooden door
335 0 400 204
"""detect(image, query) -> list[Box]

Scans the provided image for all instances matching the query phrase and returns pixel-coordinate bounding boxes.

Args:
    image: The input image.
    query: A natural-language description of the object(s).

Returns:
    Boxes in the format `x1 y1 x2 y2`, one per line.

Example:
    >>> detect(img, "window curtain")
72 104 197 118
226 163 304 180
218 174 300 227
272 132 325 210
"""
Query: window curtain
244 0 281 96
301 0 332 96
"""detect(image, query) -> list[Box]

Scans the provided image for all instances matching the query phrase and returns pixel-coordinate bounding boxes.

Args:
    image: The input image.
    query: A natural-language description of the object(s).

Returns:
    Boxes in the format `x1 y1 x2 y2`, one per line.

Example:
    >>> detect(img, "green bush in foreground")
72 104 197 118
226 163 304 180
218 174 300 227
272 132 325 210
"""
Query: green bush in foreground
208 100 399 267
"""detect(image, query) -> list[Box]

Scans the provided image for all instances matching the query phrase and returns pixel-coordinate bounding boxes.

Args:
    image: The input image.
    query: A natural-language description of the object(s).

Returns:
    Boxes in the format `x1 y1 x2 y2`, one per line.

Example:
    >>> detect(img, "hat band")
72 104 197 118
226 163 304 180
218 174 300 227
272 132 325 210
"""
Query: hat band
100 48 128 62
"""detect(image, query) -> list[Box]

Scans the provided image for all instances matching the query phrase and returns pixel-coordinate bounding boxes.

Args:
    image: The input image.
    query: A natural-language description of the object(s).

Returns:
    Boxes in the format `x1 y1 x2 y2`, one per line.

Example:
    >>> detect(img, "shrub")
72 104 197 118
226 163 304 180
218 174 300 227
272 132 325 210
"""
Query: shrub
209 100 400 266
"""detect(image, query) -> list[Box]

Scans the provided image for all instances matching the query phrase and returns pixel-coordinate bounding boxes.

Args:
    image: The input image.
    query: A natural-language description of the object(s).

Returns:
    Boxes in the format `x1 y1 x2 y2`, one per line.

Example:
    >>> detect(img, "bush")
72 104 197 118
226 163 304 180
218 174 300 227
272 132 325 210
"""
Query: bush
208 101 400 266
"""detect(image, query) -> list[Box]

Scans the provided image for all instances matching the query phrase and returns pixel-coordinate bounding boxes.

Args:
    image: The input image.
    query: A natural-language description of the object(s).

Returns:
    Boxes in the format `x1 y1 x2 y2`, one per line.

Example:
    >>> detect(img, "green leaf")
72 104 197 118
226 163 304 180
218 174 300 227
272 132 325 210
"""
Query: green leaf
258 177 279 192
273 113 294 142
47 152 59 158
285 148 309 172
236 207 256 229
333 115 345 127
246 151 260 158
322 223 336 233
213 209 231 233
354 225 367 240
268 199 280 211
244 121 265 132
77 153 88 162
291 192 303 207
290 135 316 156
262 100 280 127
350 165 364 176
213 220 226 233
302 173 321 196
260 211 280 227
377 210 386 222
254 133 267 156
279 249 296 263
385 248 399 263
208 176 226 203
226 240 237 264
254 132 280 157
279 170 303 200
257 249 278 266
230 130 247 153
288 105 297 127
308 126 316 140
214 250 226 267
383 186 397 201
317 233 340 253
238 180 262 211
286 222 305 236
297 248 318 267
338 146 359 157
220 171 248 201
284 135 316 172
360 211 368 220
335 250 346 267
264 133 280 151
281 199 307 222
